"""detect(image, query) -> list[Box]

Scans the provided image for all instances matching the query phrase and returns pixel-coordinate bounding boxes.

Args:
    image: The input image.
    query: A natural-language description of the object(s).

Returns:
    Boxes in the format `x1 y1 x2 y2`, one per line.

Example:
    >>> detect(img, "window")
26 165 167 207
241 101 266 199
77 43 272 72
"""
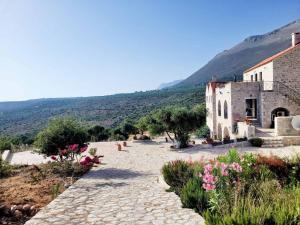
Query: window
259 72 262 81
224 101 228 119
218 100 221 116
254 73 257 81
251 75 253 82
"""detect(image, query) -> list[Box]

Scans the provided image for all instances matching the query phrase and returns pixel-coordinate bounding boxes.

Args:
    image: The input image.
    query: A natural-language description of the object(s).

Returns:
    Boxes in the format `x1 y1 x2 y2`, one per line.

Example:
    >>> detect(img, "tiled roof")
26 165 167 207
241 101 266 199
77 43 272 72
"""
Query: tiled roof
244 44 300 73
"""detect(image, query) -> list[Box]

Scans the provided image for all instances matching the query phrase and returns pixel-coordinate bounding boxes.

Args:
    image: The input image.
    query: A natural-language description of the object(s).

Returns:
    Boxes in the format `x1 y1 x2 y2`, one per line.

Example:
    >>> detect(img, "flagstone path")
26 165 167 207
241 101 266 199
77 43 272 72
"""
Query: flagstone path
25 140 300 225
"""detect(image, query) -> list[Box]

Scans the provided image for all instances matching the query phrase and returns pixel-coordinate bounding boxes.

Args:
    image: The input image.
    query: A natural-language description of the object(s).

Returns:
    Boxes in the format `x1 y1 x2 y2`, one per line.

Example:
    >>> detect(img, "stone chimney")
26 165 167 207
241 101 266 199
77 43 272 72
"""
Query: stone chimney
292 32 300 47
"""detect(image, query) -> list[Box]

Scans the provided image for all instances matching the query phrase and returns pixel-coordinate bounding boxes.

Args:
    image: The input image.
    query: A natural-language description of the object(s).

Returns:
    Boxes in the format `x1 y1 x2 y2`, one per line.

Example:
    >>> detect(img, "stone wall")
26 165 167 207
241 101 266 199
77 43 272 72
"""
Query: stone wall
275 116 300 136
273 45 300 93
260 92 300 128
230 82 261 123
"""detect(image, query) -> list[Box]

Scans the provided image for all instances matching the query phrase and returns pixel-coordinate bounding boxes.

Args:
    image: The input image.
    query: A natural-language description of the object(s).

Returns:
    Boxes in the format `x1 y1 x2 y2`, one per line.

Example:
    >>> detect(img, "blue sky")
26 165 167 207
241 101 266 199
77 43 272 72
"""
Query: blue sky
0 0 299 101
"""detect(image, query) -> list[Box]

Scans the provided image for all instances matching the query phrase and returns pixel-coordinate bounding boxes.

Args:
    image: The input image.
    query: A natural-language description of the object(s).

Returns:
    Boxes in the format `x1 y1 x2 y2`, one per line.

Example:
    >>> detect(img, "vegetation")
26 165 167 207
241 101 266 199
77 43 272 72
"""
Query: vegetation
147 104 206 148
0 86 205 137
87 125 109 142
0 137 11 152
34 117 88 156
162 149 300 224
0 156 14 178
249 137 264 147
195 125 210 138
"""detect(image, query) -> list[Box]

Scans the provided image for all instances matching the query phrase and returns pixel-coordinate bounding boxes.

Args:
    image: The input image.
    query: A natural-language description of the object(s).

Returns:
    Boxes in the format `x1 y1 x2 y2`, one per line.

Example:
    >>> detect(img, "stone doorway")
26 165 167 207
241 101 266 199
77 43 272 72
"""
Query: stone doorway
270 107 289 128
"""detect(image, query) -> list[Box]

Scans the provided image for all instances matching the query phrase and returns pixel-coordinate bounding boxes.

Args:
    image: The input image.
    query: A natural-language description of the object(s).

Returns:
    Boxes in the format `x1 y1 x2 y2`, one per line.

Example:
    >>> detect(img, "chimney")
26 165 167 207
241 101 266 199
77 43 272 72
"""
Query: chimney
292 32 300 47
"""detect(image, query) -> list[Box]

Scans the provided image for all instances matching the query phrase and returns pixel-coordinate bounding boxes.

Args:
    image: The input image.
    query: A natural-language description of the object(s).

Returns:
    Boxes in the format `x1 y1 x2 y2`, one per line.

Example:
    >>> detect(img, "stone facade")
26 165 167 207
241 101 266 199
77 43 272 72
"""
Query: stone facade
275 116 300 136
206 34 300 140
274 45 300 93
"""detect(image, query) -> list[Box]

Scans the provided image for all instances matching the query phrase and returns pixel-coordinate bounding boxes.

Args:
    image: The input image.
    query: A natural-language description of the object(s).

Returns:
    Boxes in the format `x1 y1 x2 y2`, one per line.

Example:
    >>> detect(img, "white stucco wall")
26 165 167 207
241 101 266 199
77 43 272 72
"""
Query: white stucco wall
243 61 273 82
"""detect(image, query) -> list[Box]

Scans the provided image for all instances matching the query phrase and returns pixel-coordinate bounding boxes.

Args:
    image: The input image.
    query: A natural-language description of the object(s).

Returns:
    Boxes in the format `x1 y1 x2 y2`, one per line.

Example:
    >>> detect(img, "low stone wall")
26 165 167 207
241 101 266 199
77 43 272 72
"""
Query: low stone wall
275 116 300 136
237 122 255 138
282 136 300 146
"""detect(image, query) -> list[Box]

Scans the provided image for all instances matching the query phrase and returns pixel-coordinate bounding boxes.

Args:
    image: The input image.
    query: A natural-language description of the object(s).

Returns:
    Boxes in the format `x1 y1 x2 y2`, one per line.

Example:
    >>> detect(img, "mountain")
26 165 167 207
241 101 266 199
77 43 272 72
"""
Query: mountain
0 86 205 137
158 79 184 89
177 19 300 86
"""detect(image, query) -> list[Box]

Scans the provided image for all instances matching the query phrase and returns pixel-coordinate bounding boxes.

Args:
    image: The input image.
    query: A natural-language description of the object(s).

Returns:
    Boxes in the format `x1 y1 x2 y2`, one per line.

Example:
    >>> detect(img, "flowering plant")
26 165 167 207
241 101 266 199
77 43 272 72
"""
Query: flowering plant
50 144 103 168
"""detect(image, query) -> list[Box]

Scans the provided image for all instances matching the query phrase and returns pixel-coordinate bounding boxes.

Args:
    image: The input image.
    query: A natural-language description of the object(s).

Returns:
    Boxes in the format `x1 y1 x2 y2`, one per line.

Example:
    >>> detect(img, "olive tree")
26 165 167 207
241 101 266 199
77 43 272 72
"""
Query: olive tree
35 117 88 156
148 104 206 148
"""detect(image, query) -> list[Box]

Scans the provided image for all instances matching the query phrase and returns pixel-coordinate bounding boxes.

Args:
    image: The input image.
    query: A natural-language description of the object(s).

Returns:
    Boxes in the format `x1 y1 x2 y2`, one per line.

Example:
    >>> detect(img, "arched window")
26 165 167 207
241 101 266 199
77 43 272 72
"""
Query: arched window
224 101 228 119
218 100 221 117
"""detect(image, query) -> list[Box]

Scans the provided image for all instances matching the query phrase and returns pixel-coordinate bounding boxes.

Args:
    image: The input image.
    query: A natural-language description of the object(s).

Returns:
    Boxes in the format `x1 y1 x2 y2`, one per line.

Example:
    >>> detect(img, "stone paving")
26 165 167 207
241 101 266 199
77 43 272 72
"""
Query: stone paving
25 140 300 225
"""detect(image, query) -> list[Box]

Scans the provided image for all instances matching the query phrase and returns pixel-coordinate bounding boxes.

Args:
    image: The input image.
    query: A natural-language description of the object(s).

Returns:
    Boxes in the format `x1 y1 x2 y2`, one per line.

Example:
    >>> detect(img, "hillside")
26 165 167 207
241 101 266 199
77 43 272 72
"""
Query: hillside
0 86 205 136
177 19 300 86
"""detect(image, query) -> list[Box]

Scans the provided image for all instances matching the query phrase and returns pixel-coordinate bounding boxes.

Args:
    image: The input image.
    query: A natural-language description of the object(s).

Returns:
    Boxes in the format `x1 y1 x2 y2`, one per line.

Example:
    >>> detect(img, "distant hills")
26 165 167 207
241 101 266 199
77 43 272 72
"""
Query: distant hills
0 86 204 136
1 19 299 137
176 19 300 87
157 79 183 89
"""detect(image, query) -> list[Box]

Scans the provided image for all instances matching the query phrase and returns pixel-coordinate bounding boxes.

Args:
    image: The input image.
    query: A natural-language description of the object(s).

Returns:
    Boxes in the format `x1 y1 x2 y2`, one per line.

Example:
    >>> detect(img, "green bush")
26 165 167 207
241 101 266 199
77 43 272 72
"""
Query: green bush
204 182 300 225
35 117 88 156
87 125 109 142
249 137 264 147
195 125 210 138
162 160 194 194
0 157 13 178
0 136 11 152
180 177 209 213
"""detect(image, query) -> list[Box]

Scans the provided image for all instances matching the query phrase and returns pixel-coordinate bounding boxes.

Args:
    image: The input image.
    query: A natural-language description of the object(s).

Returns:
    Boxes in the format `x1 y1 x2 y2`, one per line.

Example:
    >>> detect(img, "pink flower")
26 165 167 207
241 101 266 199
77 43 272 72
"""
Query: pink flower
50 155 57 160
204 163 213 174
69 144 79 151
203 174 217 184
230 162 243 173
80 146 88 153
59 149 67 156
93 157 100 164
221 169 229 176
84 156 92 162
202 183 216 191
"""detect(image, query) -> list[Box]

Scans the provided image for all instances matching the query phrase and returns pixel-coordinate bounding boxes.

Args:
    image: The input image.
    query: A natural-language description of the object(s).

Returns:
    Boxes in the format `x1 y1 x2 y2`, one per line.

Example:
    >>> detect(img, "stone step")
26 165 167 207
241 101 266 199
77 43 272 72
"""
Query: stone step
261 144 284 148
261 137 283 148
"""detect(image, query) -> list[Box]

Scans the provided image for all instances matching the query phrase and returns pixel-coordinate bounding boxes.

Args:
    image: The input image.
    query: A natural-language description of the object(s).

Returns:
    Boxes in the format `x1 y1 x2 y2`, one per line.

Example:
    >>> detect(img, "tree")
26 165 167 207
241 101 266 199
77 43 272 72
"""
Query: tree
136 116 149 135
147 104 206 148
0 137 11 152
87 125 109 142
35 117 88 156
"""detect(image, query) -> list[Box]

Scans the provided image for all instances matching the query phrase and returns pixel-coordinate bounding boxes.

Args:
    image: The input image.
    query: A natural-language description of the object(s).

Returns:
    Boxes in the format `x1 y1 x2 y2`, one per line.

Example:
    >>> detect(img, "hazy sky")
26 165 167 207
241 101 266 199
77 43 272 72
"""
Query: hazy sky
0 0 299 101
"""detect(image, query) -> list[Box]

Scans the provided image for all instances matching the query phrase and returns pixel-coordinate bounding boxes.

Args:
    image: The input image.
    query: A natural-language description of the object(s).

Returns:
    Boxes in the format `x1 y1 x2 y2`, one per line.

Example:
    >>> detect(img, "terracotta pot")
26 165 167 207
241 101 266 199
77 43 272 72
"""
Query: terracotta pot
123 141 127 147
117 144 122 151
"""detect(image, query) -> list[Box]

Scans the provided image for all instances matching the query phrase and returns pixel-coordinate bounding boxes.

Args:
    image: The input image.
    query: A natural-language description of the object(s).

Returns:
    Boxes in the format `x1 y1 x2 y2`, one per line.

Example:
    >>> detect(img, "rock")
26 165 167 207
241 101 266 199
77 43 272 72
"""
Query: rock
14 210 23 219
16 205 23 211
10 205 17 213
23 204 31 211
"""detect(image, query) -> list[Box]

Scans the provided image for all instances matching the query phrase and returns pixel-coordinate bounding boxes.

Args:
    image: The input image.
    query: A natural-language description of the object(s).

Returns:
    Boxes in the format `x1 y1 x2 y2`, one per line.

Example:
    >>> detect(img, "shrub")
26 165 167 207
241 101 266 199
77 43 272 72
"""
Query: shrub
203 181 300 225
0 157 13 178
0 136 11 152
47 161 89 177
195 125 210 138
162 160 194 194
249 137 264 147
256 154 289 181
87 125 109 142
180 177 209 213
287 155 300 183
35 117 88 156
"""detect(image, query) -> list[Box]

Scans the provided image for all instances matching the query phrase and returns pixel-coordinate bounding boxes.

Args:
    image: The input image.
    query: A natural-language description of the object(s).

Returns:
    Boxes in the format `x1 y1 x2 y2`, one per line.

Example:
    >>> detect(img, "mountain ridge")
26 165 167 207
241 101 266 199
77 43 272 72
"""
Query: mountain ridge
177 19 300 86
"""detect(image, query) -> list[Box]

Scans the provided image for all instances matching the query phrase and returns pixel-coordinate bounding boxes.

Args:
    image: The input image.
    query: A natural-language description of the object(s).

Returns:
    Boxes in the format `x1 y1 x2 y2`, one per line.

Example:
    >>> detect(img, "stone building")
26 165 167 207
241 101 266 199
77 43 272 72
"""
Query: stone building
206 33 300 140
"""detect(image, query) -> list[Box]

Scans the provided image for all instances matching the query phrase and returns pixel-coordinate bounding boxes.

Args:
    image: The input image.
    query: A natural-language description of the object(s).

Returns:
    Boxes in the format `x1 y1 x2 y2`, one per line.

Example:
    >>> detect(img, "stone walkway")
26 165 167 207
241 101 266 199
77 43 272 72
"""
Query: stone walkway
25 140 300 225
